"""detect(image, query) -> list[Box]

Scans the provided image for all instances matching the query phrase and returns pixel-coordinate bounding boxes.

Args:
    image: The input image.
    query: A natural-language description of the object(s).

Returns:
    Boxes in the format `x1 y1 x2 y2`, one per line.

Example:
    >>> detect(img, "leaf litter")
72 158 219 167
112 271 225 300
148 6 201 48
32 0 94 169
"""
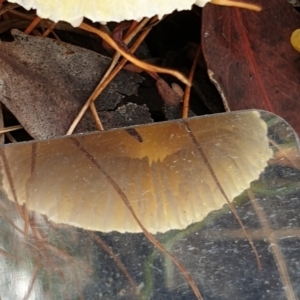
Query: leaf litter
0 2 300 299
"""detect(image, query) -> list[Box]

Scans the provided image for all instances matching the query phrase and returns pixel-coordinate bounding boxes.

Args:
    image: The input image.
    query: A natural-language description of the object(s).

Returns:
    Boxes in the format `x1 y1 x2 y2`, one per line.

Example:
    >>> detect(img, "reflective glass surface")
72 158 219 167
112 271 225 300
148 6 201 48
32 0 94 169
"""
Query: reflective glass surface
0 110 299 299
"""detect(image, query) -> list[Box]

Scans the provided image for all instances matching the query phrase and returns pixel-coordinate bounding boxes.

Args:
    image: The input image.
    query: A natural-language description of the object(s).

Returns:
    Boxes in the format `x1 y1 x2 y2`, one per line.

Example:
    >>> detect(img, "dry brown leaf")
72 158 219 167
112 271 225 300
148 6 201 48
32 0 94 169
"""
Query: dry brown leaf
202 0 300 134
0 30 144 139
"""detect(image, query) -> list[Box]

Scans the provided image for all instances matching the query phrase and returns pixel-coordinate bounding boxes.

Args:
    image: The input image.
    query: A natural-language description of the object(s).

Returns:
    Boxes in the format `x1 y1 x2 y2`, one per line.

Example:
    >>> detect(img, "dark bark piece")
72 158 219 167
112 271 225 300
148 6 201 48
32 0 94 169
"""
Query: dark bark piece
202 0 300 134
0 30 143 139
99 103 153 130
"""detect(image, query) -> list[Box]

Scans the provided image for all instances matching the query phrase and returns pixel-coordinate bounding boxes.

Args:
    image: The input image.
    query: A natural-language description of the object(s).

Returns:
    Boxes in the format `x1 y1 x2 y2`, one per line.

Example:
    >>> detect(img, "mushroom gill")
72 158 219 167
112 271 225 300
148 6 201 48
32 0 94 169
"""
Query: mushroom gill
0 110 273 233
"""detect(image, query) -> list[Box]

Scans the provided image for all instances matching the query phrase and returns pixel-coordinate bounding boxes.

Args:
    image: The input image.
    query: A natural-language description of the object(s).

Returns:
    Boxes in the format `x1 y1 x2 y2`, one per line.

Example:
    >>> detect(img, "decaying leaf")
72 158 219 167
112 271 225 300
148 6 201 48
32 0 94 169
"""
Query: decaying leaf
0 30 145 139
202 0 300 135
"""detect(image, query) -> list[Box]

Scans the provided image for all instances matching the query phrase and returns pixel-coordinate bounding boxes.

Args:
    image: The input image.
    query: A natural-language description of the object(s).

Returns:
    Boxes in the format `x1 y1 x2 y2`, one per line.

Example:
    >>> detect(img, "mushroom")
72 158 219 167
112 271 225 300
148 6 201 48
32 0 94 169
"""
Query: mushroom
0 111 273 233
291 29 300 53
8 0 261 26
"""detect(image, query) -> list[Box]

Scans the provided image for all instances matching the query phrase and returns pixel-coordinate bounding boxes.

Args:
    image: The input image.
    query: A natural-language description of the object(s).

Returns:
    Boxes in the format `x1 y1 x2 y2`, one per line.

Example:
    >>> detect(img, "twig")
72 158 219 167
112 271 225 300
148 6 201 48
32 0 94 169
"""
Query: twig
79 22 190 85
88 231 138 293
67 18 156 134
248 189 297 300
42 21 57 37
210 0 261 11
24 16 41 34
182 43 201 118
0 125 22 134
89 101 104 131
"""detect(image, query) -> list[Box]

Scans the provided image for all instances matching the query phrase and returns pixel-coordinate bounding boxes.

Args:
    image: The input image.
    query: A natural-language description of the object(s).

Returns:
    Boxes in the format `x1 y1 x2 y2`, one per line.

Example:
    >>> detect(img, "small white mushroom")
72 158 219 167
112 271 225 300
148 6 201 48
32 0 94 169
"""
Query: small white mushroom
8 0 261 26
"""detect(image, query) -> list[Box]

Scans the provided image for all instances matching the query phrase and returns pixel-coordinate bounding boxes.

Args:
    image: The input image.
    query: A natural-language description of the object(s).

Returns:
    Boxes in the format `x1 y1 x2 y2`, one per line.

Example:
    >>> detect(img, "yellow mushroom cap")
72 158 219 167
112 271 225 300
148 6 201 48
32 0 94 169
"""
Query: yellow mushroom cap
0 111 273 233
291 29 300 53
